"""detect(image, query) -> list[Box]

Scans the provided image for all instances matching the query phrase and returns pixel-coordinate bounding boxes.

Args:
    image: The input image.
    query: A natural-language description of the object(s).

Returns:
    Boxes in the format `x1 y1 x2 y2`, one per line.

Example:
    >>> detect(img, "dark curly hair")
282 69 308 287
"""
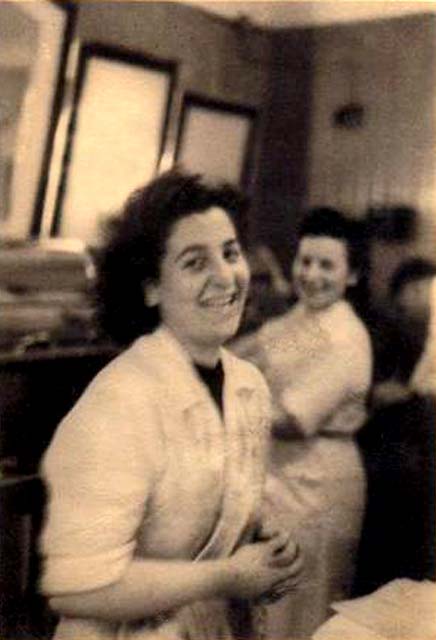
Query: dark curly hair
96 169 250 345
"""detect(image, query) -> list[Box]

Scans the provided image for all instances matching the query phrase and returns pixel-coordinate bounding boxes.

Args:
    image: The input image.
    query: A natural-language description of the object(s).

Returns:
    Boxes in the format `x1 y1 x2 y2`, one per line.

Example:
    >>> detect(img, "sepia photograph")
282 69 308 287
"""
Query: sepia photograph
0 1 435 639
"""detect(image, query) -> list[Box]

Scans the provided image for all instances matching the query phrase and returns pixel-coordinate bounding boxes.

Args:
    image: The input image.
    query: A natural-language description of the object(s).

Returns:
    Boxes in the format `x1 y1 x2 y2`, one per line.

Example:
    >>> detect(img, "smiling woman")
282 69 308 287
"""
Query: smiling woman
38 169 302 640
234 207 372 639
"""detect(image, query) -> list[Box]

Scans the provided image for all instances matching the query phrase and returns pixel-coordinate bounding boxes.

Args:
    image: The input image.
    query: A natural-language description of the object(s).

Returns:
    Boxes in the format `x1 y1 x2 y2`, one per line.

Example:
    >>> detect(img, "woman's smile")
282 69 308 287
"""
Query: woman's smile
200 290 242 311
201 292 236 306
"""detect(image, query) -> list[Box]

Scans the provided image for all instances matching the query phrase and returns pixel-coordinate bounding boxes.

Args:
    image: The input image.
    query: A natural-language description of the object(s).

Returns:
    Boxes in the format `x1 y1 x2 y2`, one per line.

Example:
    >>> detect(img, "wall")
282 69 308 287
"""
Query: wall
79 4 269 199
75 2 271 108
6 1 435 292
72 3 316 255
306 13 436 300
251 27 313 273
40 1 276 244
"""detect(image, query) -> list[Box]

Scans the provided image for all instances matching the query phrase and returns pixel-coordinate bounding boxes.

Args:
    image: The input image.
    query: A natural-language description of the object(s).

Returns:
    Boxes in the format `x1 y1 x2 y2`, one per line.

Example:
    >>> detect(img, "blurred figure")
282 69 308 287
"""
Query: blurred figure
355 258 436 596
241 244 292 334
370 258 436 400
234 208 372 638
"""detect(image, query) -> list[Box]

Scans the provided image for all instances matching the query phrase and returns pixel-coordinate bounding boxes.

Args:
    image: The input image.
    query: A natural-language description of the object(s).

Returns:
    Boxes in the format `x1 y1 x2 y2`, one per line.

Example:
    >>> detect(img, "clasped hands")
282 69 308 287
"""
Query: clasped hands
255 519 303 604
226 519 303 604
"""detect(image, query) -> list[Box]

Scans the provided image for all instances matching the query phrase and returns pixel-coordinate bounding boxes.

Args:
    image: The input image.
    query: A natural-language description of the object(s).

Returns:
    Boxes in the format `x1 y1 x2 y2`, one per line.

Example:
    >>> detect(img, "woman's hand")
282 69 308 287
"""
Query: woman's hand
223 532 303 601
255 521 303 602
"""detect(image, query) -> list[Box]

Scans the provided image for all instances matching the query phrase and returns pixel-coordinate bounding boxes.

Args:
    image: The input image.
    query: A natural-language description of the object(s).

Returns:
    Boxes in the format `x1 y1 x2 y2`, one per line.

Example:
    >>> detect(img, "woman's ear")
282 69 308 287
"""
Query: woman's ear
143 280 160 307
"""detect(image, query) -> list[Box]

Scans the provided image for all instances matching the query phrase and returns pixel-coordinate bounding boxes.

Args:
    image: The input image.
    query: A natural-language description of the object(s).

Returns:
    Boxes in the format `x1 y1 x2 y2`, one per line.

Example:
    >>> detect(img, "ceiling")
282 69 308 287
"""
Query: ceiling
176 1 436 28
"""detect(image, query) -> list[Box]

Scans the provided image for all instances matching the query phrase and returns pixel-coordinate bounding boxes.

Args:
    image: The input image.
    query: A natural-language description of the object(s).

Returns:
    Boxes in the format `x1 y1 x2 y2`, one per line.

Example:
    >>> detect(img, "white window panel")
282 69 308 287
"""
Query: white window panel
178 102 253 185
60 55 171 245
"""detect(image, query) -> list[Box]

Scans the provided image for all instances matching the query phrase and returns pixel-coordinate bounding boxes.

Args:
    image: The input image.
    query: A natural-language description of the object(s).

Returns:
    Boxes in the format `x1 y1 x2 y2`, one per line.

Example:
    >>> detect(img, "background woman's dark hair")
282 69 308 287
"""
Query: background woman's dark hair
297 207 371 314
96 169 250 345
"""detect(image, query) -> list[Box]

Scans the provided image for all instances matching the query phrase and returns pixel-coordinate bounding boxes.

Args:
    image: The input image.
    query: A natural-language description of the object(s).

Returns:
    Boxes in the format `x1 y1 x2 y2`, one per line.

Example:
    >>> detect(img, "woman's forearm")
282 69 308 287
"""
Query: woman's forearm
50 556 233 622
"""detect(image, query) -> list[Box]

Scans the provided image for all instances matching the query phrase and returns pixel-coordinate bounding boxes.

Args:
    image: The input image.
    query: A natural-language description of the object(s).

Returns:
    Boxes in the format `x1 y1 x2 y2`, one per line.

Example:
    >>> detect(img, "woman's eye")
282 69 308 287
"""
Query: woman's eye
183 256 206 272
320 260 334 271
301 257 311 268
224 245 241 263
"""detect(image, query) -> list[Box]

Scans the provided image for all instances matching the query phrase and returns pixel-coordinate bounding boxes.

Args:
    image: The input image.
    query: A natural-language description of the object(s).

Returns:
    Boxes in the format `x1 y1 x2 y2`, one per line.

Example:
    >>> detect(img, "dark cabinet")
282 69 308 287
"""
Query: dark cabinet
0 346 117 639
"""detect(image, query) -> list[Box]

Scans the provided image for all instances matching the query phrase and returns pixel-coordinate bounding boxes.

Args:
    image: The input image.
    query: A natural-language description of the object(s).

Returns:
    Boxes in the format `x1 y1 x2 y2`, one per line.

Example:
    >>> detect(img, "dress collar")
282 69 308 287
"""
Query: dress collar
132 325 257 411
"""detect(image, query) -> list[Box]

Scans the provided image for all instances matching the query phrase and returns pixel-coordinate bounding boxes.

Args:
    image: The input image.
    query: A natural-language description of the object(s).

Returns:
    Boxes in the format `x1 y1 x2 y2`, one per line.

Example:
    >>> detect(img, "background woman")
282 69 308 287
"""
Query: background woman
235 208 372 638
39 170 302 640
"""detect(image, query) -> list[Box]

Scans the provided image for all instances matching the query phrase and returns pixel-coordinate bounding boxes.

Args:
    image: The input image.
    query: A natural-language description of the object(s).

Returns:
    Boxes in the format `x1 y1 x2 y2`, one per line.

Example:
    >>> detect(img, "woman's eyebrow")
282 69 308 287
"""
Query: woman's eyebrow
175 245 205 263
175 237 239 262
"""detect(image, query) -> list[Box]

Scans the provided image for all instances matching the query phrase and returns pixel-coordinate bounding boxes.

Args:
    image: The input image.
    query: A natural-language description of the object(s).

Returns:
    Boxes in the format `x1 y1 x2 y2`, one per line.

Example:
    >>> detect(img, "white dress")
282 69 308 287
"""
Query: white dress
248 299 372 639
40 326 271 640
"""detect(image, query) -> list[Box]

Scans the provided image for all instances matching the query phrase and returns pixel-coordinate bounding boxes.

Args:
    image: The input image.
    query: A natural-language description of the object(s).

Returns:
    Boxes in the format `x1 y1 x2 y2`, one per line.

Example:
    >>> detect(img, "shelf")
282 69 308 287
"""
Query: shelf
0 343 118 365
0 474 42 508
0 474 38 489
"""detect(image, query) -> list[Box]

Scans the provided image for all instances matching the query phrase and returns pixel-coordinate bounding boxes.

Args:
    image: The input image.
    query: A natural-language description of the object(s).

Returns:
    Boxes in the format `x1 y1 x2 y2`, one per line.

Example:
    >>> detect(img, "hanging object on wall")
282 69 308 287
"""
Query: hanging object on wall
230 14 267 65
331 53 365 130
366 205 417 242
332 103 365 129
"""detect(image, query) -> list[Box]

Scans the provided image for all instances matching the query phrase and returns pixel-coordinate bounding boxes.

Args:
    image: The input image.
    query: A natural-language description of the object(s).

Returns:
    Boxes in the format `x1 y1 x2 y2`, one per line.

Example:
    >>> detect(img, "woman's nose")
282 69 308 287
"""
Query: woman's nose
304 262 320 281
210 258 234 286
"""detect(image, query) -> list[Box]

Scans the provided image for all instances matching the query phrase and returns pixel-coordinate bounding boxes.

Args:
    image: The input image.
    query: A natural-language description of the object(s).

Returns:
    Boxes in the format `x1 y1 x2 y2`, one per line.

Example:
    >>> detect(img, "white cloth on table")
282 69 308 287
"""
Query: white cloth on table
251 299 372 639
40 325 271 640
313 615 386 640
313 579 436 640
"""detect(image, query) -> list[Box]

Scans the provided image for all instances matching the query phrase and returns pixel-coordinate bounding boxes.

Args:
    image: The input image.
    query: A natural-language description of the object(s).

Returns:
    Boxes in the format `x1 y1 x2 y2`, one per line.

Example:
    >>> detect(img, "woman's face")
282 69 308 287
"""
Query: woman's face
146 206 250 362
292 235 357 310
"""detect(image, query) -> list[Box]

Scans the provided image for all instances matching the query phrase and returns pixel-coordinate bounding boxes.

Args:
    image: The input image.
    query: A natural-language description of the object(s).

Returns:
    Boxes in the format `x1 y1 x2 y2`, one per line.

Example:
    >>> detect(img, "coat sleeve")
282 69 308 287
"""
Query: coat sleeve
39 366 162 596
